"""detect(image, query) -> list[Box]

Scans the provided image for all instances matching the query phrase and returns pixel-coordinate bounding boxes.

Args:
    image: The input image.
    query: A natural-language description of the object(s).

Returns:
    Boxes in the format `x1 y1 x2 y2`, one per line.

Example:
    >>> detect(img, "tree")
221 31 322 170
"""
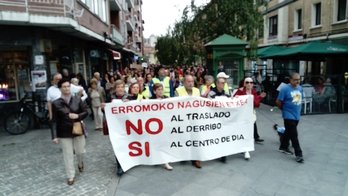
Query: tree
155 0 267 65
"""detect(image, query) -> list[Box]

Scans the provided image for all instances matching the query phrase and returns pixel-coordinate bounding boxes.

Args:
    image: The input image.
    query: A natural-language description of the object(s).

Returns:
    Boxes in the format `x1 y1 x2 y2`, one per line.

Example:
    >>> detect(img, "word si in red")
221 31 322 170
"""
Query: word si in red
126 118 163 157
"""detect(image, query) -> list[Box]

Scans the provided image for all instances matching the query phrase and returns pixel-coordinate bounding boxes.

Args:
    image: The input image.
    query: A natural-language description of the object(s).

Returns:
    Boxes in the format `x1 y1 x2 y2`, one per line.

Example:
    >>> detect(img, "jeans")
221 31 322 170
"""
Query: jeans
280 119 303 157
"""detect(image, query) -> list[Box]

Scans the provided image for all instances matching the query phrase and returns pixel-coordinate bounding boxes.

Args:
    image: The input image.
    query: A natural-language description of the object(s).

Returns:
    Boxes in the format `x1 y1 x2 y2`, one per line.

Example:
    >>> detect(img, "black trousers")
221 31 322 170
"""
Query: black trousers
254 122 260 140
280 119 303 156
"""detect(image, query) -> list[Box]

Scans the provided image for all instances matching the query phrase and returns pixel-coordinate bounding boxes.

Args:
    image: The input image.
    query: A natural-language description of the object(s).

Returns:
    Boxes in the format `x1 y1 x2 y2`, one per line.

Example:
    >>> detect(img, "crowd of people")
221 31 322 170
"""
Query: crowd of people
47 65 305 186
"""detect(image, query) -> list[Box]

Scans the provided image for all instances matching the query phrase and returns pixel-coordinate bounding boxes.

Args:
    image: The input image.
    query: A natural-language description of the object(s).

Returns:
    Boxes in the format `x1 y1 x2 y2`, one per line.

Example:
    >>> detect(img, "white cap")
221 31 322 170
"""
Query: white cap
216 72 229 79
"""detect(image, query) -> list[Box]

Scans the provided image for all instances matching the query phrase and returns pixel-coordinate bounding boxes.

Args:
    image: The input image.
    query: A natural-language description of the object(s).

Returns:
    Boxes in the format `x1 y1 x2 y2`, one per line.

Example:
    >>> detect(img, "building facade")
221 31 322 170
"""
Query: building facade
257 0 348 113
143 35 158 65
0 0 144 106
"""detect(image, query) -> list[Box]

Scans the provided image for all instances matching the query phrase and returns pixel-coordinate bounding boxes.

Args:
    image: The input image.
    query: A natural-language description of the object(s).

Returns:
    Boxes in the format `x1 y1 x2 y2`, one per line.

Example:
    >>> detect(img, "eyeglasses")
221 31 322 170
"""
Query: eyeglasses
245 81 253 84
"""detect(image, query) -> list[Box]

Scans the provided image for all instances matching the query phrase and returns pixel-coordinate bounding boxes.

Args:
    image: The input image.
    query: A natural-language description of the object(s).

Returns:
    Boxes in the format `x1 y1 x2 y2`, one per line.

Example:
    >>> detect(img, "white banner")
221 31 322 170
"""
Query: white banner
105 95 254 171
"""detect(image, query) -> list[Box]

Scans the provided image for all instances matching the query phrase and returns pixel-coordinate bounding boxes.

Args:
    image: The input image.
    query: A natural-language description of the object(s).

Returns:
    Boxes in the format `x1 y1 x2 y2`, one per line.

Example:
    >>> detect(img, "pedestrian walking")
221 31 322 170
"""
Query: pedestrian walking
88 78 105 131
52 78 88 185
47 73 63 142
275 72 304 163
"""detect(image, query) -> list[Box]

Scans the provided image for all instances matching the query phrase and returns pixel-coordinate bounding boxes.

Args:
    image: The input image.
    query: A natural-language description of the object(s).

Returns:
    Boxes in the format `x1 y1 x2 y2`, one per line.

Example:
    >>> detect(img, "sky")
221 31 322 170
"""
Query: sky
142 0 211 38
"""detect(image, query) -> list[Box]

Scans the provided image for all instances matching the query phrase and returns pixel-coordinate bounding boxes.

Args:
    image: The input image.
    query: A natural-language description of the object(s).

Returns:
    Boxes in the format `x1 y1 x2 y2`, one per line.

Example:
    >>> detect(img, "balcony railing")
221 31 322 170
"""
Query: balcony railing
111 24 124 45
0 0 83 18
125 13 135 31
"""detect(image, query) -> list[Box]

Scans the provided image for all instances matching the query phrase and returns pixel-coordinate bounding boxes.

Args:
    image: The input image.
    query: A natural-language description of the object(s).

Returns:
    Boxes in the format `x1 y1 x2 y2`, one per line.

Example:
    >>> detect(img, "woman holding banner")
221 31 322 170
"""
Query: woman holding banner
108 79 128 176
126 81 147 101
150 83 173 170
234 77 266 160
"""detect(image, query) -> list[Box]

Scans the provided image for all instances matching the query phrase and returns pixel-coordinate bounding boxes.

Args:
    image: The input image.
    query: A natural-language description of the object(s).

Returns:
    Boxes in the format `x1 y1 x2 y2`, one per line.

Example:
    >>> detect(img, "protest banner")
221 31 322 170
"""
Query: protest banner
105 95 254 171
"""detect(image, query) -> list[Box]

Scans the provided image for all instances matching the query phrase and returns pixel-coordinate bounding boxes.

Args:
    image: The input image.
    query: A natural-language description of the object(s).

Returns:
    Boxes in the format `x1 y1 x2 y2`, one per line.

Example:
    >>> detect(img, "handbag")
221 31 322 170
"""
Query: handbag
72 121 84 136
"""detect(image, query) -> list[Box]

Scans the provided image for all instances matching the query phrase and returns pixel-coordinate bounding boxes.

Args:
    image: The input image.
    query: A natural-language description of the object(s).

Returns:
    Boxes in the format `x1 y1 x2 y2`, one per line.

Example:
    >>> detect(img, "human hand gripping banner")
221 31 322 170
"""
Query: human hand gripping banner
105 95 254 171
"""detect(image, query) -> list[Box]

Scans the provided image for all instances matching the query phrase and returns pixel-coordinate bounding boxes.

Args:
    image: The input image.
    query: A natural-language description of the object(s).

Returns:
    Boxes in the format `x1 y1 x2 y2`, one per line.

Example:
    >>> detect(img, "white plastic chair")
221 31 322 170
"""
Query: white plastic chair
302 92 313 114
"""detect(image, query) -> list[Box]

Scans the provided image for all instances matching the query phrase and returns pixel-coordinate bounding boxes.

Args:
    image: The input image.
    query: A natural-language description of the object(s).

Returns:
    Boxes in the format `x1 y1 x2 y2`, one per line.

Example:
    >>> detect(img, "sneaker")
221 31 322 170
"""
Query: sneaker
164 163 173 170
279 148 294 155
296 156 304 163
244 151 250 160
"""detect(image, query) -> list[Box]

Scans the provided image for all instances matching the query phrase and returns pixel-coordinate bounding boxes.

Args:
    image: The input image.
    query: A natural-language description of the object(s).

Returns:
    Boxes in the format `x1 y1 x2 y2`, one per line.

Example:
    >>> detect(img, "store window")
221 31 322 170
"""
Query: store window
0 51 30 102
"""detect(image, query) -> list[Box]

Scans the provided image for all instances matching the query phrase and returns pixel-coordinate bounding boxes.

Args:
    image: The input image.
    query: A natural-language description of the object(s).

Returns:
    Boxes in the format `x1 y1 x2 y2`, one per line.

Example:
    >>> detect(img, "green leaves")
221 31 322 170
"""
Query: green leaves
155 0 266 65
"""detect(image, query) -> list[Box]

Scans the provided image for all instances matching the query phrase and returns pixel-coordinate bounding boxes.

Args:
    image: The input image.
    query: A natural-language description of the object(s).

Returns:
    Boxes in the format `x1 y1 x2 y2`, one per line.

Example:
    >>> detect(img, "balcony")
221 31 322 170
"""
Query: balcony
0 0 83 19
111 24 124 45
126 0 134 8
0 0 113 45
134 33 142 43
110 0 122 11
125 14 135 31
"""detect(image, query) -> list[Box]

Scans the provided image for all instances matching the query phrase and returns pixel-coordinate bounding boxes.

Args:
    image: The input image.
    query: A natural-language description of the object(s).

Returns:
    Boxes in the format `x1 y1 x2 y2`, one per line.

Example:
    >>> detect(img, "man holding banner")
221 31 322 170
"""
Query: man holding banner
175 74 203 168
208 76 231 163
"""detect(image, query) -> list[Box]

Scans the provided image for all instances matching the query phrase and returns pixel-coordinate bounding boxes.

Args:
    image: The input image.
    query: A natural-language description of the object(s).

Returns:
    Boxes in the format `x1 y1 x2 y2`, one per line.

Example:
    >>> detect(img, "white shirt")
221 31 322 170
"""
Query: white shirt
71 84 88 101
46 85 61 102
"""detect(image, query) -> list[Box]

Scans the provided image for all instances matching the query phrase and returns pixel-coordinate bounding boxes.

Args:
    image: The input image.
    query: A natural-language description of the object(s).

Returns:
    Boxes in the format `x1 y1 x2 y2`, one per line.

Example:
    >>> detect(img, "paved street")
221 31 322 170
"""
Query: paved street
1 105 348 196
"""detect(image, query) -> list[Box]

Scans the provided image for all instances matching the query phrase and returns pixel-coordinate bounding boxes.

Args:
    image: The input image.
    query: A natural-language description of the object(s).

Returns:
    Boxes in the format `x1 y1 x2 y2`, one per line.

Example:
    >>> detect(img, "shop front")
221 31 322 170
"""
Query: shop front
258 41 348 114
0 26 112 110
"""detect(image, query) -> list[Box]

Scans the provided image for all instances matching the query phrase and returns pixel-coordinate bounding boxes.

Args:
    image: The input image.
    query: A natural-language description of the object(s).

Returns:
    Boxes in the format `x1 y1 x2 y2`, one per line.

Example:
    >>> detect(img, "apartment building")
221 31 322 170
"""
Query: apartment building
143 35 158 64
0 0 144 105
258 0 348 113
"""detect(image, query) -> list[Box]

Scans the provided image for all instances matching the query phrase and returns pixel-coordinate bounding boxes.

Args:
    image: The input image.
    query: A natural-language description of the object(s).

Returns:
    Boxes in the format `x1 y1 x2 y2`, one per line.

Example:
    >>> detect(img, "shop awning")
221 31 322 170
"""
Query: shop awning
262 41 348 59
257 45 286 58
109 49 121 60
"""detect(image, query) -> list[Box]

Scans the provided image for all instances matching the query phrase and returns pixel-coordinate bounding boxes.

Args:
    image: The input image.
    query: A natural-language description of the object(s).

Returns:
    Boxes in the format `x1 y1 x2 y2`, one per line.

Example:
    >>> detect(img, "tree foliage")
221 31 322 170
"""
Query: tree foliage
155 0 266 65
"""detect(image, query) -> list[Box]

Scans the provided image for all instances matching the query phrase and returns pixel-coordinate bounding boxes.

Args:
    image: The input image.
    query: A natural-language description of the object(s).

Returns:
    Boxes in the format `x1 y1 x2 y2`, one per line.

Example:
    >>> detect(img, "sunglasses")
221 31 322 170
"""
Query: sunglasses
245 81 253 84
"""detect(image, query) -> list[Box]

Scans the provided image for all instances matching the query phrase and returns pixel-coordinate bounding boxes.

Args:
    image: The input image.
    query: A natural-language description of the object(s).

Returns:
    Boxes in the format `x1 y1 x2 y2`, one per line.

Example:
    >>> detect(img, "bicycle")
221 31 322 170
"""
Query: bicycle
4 92 49 135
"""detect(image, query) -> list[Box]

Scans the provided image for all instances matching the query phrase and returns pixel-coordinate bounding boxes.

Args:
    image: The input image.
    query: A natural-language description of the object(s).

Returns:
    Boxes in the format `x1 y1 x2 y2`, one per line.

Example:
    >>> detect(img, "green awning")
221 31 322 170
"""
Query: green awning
263 41 348 59
257 45 286 58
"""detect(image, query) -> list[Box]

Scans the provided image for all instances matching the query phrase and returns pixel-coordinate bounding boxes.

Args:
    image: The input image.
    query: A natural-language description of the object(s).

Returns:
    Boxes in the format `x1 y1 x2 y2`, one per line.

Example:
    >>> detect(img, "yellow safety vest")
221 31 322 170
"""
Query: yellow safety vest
152 77 171 97
137 94 145 100
176 86 200 97
140 85 150 99
211 83 230 95
200 85 212 96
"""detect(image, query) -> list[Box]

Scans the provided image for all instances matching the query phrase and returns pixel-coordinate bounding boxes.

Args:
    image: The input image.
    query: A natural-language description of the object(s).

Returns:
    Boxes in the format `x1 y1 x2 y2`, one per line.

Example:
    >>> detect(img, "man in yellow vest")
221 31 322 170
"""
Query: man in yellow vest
149 66 174 97
175 74 202 169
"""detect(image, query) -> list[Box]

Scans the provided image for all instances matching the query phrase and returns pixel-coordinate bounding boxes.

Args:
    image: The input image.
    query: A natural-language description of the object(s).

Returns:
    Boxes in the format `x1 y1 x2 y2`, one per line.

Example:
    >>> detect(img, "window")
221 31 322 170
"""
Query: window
0 51 30 102
93 0 99 15
269 15 278 37
312 3 321 26
336 0 347 21
100 0 107 22
294 9 302 30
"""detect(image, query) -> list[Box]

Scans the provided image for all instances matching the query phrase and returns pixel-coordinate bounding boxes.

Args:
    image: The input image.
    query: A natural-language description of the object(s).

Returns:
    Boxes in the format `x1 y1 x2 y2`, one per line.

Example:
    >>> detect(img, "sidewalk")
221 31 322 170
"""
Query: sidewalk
1 105 348 196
